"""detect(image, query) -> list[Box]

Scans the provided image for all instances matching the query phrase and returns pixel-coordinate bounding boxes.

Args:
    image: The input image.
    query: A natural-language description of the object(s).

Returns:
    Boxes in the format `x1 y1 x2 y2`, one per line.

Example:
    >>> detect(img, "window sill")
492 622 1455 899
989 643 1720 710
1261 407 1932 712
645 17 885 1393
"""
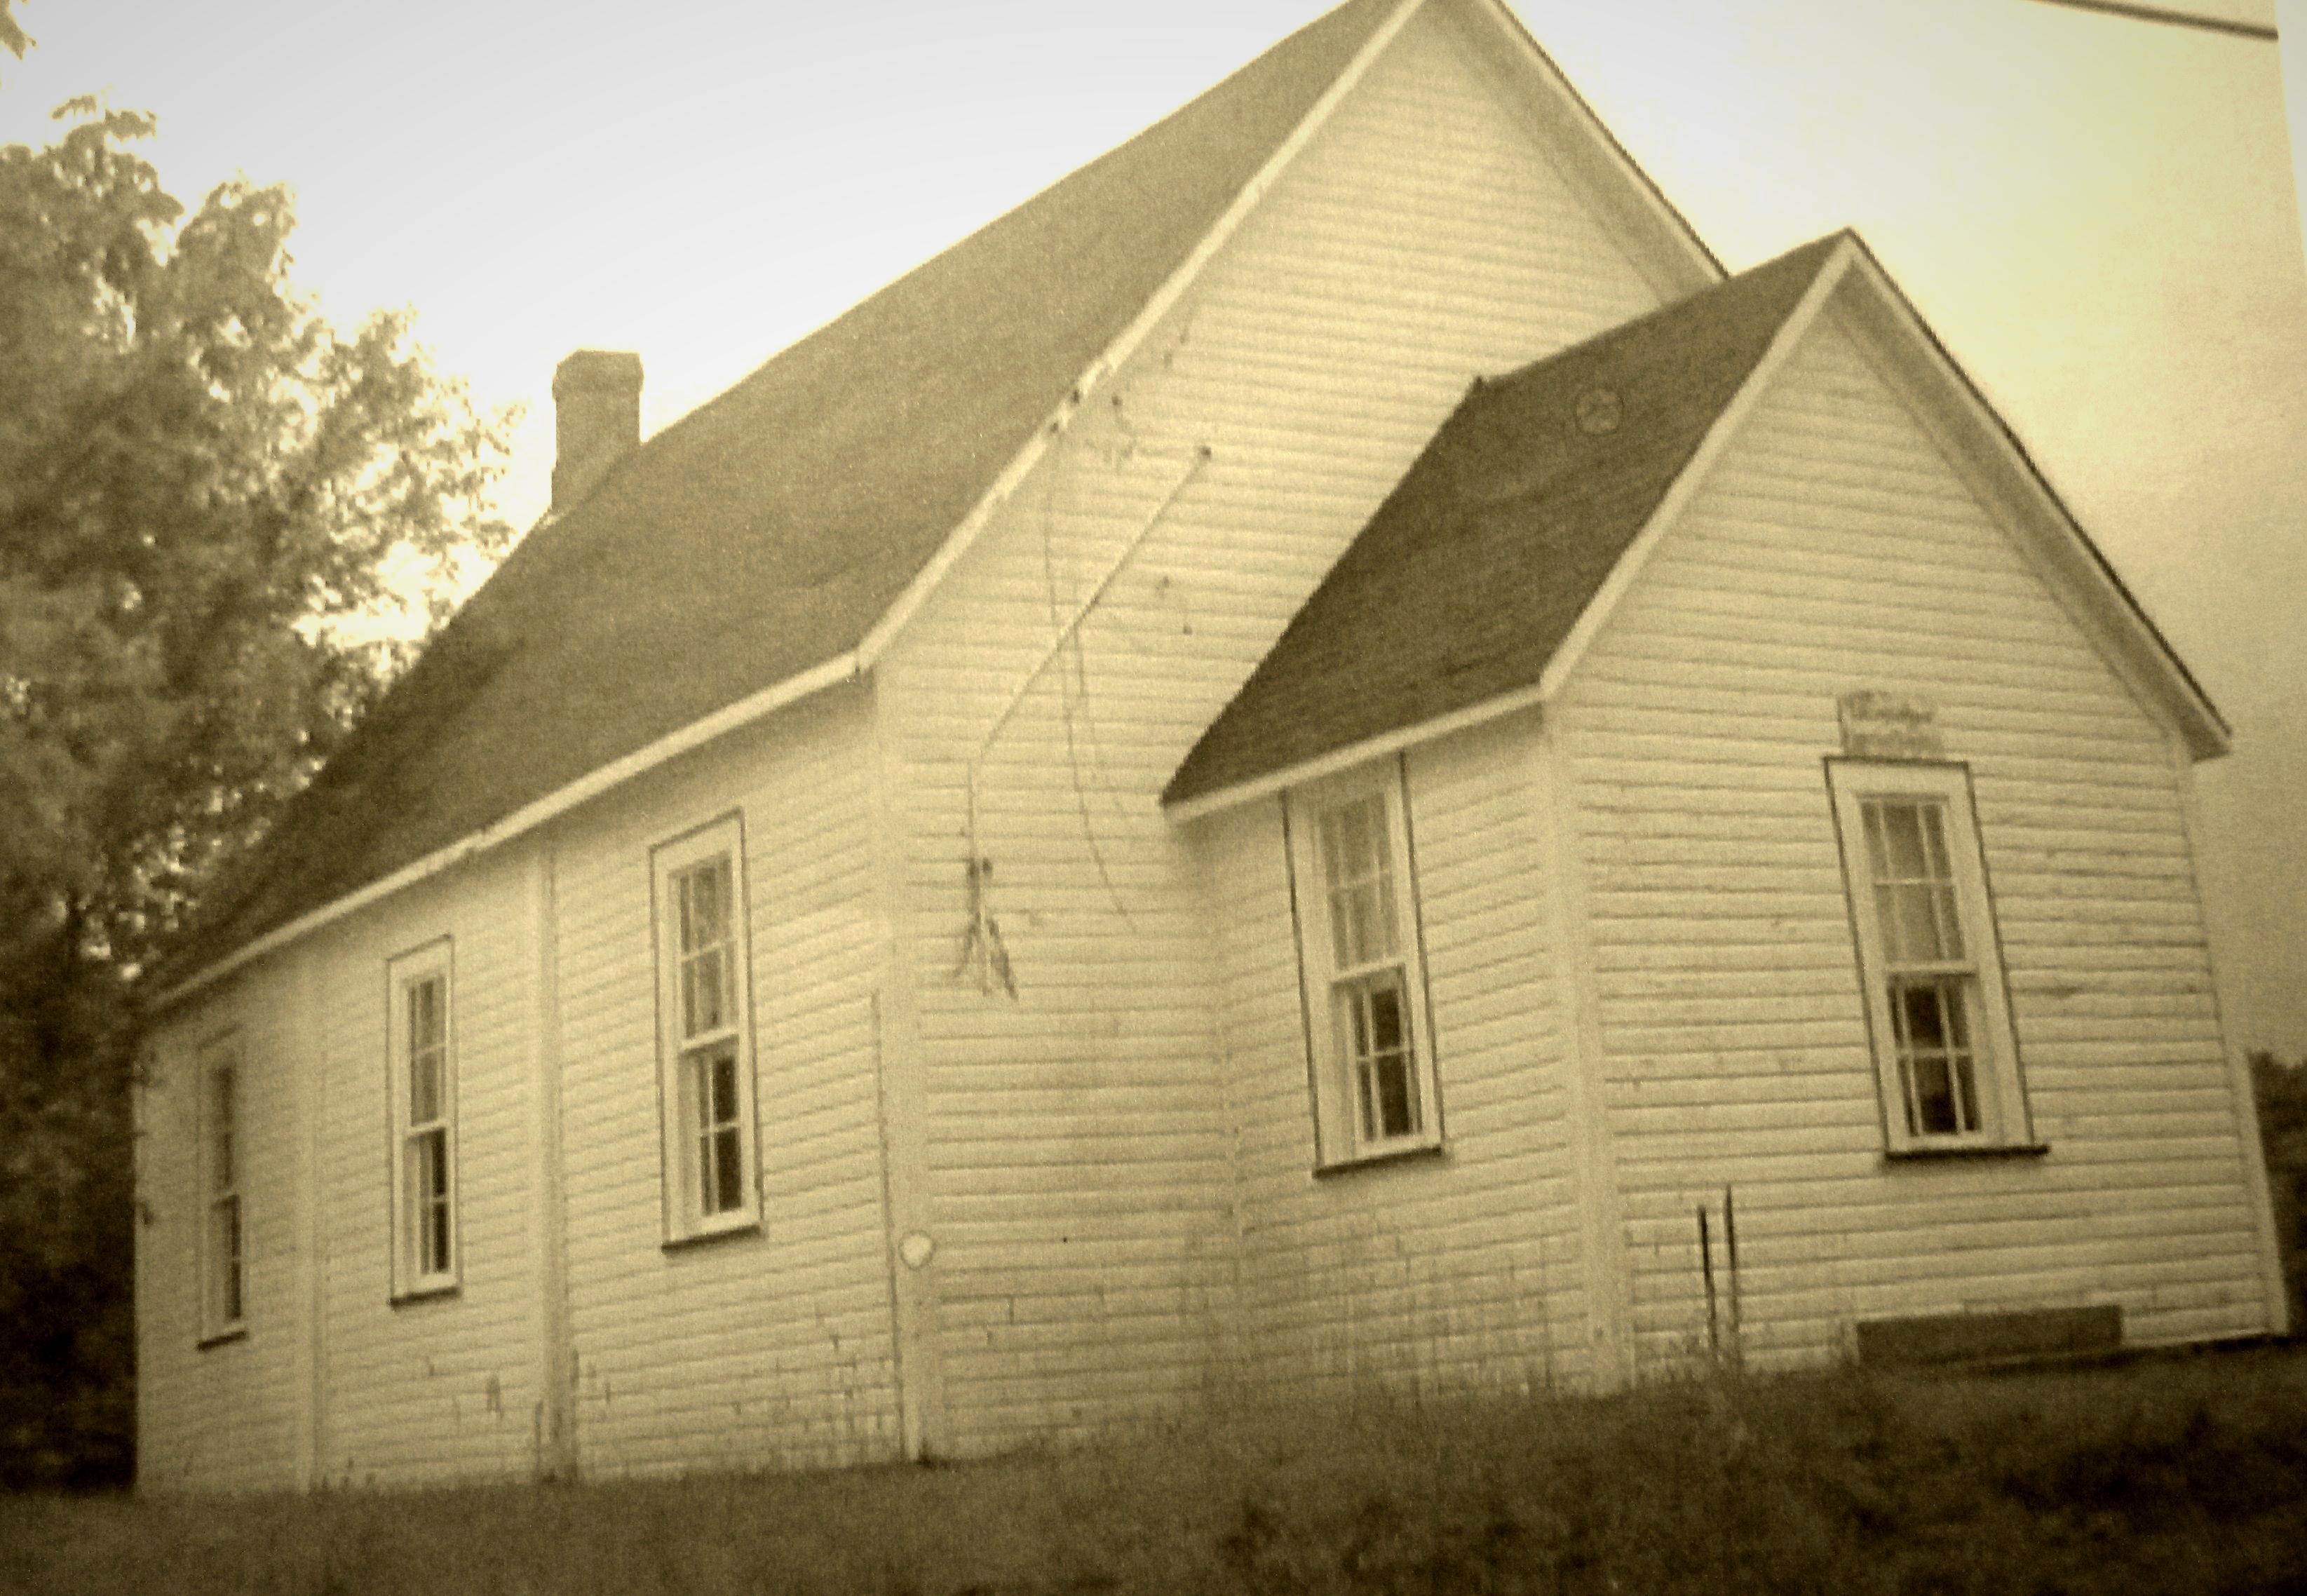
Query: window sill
663 1217 763 1252
1313 1142 1447 1180
389 1283 461 1309
196 1325 248 1351
1884 1142 2050 1163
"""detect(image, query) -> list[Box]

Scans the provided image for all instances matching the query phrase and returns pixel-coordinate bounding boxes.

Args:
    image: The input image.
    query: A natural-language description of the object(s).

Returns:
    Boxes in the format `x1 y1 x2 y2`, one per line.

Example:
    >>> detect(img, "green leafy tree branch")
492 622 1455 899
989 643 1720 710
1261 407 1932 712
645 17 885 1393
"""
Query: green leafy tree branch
0 95 514 1486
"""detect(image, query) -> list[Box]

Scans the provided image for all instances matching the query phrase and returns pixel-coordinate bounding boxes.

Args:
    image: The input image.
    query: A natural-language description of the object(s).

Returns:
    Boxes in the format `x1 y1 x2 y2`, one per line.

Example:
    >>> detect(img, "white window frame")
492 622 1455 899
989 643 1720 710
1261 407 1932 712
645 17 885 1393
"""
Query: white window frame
1826 759 2034 1154
1285 759 1443 1170
386 939 459 1299
196 1036 246 1344
651 813 761 1241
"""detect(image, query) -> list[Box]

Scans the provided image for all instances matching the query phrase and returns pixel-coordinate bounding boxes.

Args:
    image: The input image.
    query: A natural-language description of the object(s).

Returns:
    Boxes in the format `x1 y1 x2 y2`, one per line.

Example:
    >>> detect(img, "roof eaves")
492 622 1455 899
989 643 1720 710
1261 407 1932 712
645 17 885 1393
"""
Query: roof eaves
158 0 1402 996
1163 233 1847 811
151 649 867 1012
1168 682 1550 823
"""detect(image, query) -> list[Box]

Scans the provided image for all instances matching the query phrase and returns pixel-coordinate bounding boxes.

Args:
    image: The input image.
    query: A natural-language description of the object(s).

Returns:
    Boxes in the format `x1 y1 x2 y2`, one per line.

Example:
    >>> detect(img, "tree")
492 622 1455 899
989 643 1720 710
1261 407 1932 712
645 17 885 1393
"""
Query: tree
0 100 513 1487
0 1 27 79
2252 1050 2307 1337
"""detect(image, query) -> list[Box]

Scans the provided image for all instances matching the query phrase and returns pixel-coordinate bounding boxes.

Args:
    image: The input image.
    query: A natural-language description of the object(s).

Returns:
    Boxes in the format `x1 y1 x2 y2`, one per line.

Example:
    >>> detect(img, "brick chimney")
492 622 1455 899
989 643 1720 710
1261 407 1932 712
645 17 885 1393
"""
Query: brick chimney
550 350 642 512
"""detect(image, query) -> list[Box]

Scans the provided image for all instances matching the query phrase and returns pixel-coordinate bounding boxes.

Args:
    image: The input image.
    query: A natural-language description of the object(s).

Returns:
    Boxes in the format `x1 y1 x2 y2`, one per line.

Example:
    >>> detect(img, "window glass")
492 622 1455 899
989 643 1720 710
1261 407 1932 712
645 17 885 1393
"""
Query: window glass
1294 771 1438 1167
387 948 456 1294
1830 764 2027 1151
200 1052 244 1337
654 821 757 1237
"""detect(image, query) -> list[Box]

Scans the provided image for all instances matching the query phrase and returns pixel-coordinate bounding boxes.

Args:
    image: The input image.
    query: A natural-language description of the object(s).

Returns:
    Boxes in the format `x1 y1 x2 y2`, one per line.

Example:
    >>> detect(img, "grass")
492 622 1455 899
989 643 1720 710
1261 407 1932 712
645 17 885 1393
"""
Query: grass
6 1346 2306 1595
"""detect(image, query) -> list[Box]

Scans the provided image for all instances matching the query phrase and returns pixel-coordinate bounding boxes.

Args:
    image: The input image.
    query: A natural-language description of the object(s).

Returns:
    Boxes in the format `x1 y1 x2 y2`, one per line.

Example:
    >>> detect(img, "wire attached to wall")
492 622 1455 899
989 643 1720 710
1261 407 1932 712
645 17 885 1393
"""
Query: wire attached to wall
951 856 1015 999
1043 429 1137 931
953 440 1214 997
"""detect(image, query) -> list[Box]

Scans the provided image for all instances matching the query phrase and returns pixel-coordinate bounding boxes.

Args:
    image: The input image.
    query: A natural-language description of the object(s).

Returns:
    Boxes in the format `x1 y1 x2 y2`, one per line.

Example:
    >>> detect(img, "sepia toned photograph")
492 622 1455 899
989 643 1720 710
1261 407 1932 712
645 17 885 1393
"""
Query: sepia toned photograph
3 0 2303 1589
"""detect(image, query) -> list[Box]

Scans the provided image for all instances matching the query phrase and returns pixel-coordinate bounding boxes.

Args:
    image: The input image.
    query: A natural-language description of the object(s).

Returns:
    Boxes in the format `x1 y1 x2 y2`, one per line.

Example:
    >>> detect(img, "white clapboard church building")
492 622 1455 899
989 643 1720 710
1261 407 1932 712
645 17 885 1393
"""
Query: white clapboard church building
137 0 2287 1489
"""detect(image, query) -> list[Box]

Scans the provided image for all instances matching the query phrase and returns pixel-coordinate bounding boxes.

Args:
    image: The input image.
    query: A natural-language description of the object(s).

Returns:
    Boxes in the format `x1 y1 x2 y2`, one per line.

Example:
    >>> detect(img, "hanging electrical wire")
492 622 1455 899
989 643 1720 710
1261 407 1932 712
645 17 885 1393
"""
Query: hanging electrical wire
955 440 1213 996
2022 0 2276 39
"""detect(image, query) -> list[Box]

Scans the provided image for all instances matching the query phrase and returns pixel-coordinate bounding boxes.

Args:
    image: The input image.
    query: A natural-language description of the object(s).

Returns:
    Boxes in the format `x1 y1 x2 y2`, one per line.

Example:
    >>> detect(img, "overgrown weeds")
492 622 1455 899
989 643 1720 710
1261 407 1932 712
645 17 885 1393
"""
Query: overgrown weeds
5 1347 2305 1595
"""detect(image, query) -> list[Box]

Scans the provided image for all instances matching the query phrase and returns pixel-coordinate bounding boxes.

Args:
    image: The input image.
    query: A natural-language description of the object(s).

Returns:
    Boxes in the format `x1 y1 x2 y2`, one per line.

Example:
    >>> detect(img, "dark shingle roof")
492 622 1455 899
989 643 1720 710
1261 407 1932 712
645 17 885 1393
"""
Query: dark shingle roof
1163 233 1843 808
171 0 1400 980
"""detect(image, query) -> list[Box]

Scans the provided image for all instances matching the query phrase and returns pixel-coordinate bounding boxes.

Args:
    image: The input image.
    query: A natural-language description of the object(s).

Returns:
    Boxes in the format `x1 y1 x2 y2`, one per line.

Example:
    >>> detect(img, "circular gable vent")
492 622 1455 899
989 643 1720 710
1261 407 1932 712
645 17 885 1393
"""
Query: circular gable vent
1575 387 1623 436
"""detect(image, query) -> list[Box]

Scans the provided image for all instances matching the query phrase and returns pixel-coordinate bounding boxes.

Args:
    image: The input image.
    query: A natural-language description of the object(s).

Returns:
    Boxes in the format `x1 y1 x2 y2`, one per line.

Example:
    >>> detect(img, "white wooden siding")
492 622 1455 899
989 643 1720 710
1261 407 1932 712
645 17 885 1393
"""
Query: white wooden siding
307 847 541 1487
878 3 1659 1451
550 683 898 1477
1205 714 1589 1403
135 962 304 1492
1556 303 2271 1374
140 684 895 1487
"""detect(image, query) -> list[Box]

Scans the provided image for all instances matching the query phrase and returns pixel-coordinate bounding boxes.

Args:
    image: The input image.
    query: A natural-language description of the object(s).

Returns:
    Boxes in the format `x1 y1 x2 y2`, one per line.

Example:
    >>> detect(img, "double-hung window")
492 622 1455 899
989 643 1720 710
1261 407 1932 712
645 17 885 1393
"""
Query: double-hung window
653 816 759 1239
387 941 458 1298
198 1040 245 1342
1287 763 1442 1168
1827 760 2032 1152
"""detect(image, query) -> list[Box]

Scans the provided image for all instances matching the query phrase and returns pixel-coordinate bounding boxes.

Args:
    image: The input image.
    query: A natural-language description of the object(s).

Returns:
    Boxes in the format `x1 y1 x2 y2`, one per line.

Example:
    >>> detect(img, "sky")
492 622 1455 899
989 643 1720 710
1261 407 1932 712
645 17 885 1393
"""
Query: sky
2 0 2302 1053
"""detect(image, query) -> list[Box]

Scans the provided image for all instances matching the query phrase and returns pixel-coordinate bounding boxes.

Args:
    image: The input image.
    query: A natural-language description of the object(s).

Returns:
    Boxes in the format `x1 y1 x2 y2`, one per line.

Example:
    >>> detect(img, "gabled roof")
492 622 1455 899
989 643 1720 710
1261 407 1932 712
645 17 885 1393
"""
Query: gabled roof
1165 228 2231 814
163 0 1405 987
1164 234 1844 809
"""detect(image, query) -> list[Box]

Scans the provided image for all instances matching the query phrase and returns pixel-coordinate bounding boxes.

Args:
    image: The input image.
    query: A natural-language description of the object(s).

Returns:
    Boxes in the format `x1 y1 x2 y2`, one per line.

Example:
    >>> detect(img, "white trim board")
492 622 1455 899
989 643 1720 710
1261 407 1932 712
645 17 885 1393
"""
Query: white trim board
154 651 864 1010
1825 241 2228 761
158 2 1434 1011
1534 234 1859 703
1536 234 2225 759
1166 684 1548 824
855 0 1432 671
161 0 1753 1007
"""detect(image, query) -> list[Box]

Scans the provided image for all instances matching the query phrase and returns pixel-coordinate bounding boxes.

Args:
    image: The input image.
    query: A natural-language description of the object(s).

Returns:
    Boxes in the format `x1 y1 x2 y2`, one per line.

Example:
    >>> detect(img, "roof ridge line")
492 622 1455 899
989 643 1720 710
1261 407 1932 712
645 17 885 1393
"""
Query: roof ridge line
852 0 1432 671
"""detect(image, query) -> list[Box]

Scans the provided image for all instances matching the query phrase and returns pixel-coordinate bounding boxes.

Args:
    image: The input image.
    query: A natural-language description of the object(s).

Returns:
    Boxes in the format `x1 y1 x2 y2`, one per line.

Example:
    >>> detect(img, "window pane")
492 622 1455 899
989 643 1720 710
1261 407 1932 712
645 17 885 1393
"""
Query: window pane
1900 982 1947 1051
1336 971 1420 1145
1874 883 1941 962
1319 794 1397 968
1912 1050 1960 1135
711 1051 740 1125
1349 884 1386 966
1928 886 1964 962
689 1041 745 1217
1368 980 1404 1055
213 1195 242 1323
1341 983 1370 1062
1920 804 1955 880
1864 798 1964 963
712 1128 745 1214
677 859 731 958
1320 800 1374 888
1869 802 1925 880
410 1048 441 1125
1890 978 1981 1137
1375 1053 1418 1140
409 977 442 1053
677 869 700 955
682 948 727 1037
410 1127 452 1276
210 1067 236 1189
